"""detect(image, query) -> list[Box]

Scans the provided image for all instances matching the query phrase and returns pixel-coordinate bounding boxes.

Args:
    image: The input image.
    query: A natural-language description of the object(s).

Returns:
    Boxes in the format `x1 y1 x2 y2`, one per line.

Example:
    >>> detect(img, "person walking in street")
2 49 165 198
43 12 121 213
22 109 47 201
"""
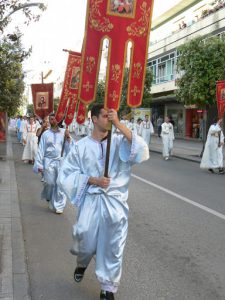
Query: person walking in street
33 113 73 214
140 114 154 147
57 104 149 300
156 115 163 137
161 116 175 160
22 116 39 164
200 117 224 174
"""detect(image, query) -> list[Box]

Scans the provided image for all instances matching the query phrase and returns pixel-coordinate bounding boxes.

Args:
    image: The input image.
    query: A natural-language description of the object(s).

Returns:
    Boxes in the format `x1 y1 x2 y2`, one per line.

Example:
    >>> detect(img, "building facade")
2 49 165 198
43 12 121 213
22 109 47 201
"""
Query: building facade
148 0 225 138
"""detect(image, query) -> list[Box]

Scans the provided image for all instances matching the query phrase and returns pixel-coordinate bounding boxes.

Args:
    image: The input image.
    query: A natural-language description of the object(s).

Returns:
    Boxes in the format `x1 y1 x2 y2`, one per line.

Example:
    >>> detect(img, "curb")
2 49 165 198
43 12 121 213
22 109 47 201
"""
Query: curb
149 148 201 164
5 134 31 300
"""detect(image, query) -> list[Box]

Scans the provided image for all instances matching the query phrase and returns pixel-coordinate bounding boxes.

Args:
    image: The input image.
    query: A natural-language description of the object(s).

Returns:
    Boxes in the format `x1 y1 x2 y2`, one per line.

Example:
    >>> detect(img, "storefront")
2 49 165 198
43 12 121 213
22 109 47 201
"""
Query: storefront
185 108 206 139
165 104 185 138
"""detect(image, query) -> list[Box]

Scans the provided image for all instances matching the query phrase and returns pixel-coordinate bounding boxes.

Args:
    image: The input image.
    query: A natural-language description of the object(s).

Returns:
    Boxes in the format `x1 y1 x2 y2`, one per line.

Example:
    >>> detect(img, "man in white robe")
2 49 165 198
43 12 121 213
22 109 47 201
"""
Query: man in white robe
20 116 28 145
161 116 175 160
139 114 154 146
57 104 149 300
33 113 73 214
200 118 224 174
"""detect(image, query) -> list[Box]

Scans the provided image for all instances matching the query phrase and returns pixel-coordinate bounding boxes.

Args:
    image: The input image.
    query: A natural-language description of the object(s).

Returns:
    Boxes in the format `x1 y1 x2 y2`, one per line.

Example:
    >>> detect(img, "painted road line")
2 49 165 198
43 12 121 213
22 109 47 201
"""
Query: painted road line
132 173 225 221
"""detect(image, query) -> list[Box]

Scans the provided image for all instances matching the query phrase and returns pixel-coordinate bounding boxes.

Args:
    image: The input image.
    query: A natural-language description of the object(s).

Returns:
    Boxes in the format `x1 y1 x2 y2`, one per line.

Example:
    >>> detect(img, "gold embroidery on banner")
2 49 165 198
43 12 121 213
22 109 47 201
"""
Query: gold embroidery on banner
78 114 85 121
86 56 96 74
89 0 114 32
127 2 150 37
67 113 74 120
109 90 119 102
58 112 64 119
133 62 142 79
131 85 141 96
83 81 94 92
111 64 121 82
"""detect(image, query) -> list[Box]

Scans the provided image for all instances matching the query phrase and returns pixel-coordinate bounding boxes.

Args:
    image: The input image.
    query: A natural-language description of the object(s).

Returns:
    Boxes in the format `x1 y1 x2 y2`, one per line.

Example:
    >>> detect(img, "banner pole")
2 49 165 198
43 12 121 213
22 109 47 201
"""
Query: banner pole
104 121 112 178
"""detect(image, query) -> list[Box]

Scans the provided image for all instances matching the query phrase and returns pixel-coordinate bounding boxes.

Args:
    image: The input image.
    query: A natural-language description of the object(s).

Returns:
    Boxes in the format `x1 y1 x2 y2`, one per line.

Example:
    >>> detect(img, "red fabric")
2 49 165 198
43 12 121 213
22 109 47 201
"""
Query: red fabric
79 0 154 110
0 112 6 141
76 101 87 124
216 80 225 118
55 52 81 125
31 83 54 119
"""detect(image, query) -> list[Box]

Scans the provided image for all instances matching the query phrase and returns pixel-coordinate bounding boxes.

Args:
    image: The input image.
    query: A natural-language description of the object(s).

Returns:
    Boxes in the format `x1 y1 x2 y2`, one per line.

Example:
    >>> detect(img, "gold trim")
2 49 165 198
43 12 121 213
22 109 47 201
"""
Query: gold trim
89 0 114 32
127 1 151 37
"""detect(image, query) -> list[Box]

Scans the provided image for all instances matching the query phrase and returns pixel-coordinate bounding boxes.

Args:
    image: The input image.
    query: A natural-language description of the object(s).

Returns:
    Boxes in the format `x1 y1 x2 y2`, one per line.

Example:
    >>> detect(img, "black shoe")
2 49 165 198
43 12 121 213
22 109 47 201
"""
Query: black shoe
208 169 215 174
74 267 86 283
100 290 115 300
219 168 225 174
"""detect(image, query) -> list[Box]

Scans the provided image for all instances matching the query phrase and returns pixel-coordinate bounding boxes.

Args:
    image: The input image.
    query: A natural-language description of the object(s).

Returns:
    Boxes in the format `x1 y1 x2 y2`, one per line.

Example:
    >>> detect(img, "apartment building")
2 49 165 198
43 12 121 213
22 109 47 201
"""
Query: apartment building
148 0 225 138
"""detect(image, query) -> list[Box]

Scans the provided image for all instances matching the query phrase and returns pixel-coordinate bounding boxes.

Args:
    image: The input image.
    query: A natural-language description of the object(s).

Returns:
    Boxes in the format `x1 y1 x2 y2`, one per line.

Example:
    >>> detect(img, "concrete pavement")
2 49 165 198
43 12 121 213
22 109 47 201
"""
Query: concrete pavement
150 135 203 163
0 131 30 300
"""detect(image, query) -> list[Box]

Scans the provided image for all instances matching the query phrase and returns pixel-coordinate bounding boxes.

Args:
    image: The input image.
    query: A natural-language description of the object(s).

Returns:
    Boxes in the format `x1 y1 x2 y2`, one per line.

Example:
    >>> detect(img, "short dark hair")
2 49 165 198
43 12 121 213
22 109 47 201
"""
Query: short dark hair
49 112 55 117
91 104 104 119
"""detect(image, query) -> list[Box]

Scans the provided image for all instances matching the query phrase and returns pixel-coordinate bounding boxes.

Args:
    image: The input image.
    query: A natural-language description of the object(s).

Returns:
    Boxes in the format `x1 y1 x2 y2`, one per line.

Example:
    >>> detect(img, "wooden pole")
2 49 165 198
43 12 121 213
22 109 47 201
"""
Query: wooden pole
104 121 112 177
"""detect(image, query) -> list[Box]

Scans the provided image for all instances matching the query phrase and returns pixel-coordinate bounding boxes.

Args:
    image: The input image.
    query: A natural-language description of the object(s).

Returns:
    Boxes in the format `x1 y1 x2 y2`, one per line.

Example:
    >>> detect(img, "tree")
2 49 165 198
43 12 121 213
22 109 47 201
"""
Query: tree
176 36 225 108
0 0 46 32
0 1 46 116
0 34 30 116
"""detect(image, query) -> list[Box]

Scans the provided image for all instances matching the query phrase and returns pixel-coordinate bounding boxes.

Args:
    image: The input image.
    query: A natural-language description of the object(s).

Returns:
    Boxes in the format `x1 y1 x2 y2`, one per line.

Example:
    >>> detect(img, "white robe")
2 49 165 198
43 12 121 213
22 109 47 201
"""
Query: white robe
140 120 154 146
161 122 175 158
22 123 38 161
200 124 224 169
33 128 73 212
57 133 149 293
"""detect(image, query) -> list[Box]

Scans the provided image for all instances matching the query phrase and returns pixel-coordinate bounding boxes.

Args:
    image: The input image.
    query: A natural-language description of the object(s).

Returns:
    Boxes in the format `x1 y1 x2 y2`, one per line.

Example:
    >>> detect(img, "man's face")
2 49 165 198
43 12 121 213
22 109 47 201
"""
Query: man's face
93 108 109 132
145 115 149 121
49 115 58 127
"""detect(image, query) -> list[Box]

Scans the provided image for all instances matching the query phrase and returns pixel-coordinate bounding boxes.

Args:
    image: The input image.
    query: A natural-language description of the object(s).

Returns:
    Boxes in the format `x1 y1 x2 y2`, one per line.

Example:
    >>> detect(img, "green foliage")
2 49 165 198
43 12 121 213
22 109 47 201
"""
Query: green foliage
176 36 225 108
0 34 30 116
0 0 46 32
26 103 34 116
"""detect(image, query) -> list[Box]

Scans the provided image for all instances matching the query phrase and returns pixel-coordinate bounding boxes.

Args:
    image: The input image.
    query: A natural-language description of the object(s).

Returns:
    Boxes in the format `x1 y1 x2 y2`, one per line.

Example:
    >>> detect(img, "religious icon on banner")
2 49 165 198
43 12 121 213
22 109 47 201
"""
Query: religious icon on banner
70 67 80 90
108 0 136 17
36 93 49 109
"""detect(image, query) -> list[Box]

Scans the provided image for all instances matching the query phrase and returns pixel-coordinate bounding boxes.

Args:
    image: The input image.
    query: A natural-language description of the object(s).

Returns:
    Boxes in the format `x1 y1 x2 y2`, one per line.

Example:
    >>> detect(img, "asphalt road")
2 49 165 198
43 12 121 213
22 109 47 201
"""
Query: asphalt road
13 138 225 300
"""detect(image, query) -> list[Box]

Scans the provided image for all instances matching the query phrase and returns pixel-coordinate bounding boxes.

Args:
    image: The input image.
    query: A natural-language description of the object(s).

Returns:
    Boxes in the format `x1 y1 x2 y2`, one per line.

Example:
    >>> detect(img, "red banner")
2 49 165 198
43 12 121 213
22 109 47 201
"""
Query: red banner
79 0 154 110
31 83 54 119
0 112 6 141
76 101 87 125
216 80 225 118
56 51 81 125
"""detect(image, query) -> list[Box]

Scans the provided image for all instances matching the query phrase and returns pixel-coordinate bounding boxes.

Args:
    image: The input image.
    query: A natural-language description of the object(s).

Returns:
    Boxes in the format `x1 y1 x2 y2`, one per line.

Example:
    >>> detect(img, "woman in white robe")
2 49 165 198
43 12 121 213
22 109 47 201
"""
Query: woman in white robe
139 115 154 146
22 117 39 163
161 117 175 160
200 118 224 174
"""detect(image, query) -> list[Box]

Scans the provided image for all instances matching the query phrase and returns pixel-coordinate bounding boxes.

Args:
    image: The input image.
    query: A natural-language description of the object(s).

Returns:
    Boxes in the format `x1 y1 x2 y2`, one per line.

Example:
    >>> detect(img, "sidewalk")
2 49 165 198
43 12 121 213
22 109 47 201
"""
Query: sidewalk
149 135 203 163
0 131 30 300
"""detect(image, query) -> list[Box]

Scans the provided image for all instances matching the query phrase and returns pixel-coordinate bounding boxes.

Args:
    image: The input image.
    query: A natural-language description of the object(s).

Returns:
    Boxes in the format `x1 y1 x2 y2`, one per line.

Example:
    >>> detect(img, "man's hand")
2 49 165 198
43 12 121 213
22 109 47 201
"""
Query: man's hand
88 176 110 188
108 109 120 126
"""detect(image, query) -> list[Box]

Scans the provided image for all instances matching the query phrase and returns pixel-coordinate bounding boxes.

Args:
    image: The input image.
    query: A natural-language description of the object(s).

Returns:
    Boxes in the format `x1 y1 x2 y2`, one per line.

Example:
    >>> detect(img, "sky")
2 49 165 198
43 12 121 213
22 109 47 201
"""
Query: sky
8 0 182 99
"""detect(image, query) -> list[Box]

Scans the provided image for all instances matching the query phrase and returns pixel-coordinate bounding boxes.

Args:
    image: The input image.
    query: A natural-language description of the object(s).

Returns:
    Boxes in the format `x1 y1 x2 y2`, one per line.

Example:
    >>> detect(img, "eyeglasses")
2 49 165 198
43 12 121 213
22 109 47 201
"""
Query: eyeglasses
100 114 108 119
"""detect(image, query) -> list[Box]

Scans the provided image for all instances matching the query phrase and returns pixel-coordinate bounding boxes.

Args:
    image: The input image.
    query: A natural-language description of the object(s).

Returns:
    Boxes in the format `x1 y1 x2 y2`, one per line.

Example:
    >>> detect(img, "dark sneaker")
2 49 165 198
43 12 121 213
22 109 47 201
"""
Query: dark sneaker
219 168 225 174
74 267 86 283
100 290 115 300
208 169 215 174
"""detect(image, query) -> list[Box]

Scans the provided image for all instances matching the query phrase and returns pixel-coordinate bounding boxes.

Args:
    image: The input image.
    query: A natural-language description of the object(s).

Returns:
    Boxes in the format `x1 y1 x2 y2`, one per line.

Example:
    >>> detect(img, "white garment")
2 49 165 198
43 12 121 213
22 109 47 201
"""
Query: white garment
200 123 224 169
140 120 154 145
161 122 175 158
22 123 38 161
